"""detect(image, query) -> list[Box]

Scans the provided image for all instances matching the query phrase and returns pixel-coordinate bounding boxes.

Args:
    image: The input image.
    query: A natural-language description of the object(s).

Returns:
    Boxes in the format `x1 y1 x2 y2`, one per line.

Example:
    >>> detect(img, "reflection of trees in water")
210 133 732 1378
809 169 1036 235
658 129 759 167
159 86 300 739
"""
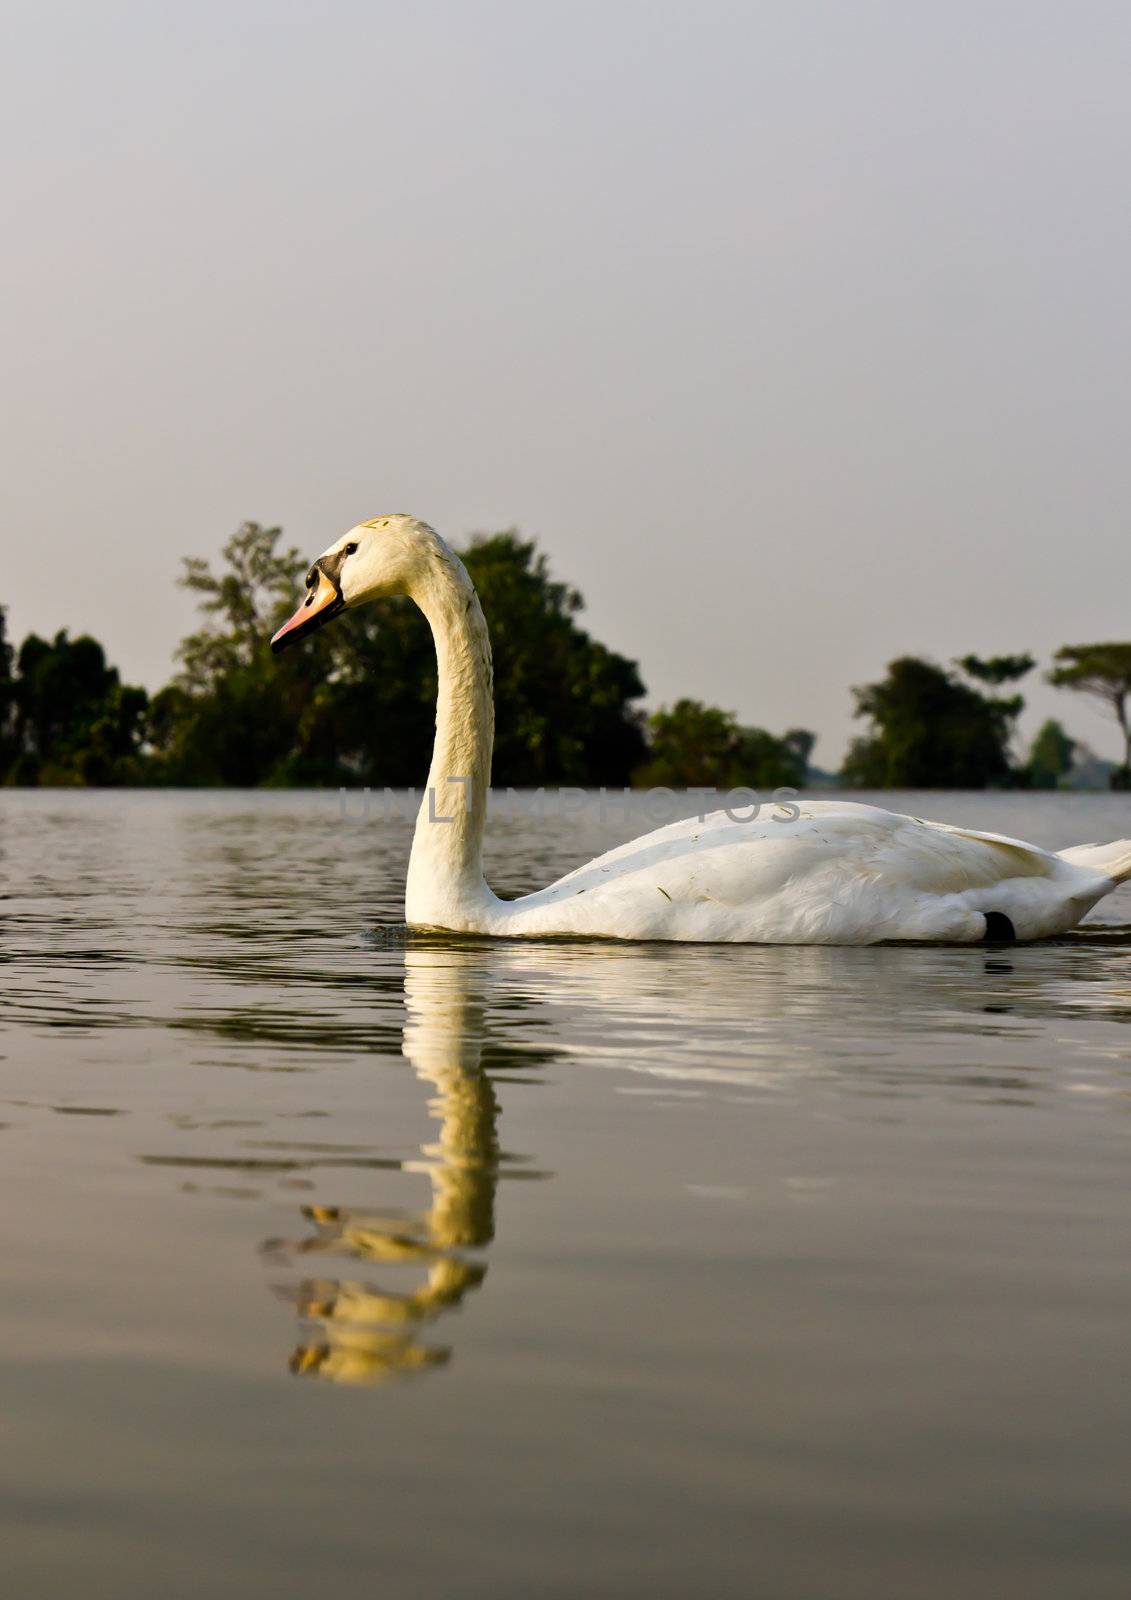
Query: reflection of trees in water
274 945 548 1387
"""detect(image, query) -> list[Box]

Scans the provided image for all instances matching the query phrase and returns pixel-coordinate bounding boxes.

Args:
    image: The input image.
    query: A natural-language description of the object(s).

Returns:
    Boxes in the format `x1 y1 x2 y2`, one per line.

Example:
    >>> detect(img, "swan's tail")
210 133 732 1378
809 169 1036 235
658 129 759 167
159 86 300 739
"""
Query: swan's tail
1058 839 1131 884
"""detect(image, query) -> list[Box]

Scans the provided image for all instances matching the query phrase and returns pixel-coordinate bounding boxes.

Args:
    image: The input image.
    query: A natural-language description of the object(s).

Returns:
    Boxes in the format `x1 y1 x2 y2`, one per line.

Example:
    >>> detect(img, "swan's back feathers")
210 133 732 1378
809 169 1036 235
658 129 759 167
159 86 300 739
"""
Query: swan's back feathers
1057 839 1131 884
542 803 1057 898
494 801 1116 943
866 819 1055 889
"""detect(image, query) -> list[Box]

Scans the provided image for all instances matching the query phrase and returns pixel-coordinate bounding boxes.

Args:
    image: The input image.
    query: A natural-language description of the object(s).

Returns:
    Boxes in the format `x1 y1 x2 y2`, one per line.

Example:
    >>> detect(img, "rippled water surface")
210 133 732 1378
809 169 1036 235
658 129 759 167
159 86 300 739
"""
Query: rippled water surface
3 788 1131 1599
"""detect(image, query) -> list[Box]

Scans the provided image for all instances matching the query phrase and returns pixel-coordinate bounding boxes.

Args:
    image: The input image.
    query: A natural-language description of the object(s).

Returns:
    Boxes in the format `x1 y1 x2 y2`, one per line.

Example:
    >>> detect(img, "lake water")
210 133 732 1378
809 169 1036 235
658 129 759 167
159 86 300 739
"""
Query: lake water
3 788 1131 1599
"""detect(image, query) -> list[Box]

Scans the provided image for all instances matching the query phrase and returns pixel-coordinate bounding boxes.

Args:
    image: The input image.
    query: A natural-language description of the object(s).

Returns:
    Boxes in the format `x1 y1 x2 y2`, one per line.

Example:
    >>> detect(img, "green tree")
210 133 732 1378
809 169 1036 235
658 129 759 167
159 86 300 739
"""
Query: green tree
0 608 15 781
1049 643 1131 785
636 698 807 789
782 728 816 779
11 630 148 784
956 653 1036 688
637 700 738 787
176 520 304 682
460 532 647 785
955 653 1035 760
1026 719 1076 790
150 521 331 785
325 533 648 786
842 656 1022 788
734 725 809 789
157 523 649 787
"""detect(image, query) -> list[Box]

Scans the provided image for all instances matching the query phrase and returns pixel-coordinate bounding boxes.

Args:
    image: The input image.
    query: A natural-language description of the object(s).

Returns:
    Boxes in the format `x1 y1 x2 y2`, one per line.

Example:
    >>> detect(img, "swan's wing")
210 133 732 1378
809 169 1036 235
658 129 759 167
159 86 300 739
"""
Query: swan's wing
491 795 1129 943
859 815 1057 891
542 801 1058 901
499 800 1078 941
538 799 868 892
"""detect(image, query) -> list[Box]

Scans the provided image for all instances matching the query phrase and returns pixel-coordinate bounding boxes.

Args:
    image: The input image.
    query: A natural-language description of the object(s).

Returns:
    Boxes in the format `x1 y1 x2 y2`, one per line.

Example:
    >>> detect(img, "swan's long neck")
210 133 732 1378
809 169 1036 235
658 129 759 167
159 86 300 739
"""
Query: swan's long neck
404 553 495 927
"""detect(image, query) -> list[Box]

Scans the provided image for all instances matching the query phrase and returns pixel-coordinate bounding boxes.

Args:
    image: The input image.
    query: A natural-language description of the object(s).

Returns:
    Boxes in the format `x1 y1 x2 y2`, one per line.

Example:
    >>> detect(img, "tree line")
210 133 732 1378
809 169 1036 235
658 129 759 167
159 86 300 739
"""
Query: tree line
2 522 1129 790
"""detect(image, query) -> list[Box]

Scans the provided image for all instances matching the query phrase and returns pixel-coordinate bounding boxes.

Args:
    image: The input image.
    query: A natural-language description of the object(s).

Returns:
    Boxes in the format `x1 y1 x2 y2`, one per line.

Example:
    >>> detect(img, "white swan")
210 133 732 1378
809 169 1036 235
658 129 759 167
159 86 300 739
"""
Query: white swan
271 515 1131 943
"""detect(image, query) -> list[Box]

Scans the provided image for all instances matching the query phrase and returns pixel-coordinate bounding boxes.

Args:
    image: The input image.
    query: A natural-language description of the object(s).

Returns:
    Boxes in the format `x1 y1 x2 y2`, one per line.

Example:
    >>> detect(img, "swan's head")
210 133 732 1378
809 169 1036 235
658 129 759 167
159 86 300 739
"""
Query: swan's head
270 514 445 654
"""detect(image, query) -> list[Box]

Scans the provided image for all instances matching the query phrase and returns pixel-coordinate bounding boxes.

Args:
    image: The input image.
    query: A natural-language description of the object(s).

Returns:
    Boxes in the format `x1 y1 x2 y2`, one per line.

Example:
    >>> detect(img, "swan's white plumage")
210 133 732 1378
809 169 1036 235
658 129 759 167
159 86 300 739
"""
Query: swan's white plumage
452 801 1128 943
281 517 1131 945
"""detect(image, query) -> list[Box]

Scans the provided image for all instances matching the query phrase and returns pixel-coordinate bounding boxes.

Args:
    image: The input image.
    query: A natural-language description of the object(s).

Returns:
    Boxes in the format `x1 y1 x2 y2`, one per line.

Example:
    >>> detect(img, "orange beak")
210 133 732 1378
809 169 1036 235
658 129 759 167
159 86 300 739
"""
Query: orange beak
270 566 345 654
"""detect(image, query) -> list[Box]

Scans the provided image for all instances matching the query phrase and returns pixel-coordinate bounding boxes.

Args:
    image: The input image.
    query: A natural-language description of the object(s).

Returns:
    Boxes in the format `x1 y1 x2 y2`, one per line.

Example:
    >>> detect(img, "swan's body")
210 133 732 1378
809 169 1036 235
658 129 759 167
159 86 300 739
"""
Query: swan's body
415 801 1131 944
272 516 1131 944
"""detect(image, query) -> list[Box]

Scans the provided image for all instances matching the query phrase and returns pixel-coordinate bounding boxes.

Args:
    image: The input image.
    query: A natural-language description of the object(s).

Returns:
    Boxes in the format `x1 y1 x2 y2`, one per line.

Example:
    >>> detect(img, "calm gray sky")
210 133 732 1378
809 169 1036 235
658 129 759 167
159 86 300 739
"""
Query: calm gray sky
3 0 1130 765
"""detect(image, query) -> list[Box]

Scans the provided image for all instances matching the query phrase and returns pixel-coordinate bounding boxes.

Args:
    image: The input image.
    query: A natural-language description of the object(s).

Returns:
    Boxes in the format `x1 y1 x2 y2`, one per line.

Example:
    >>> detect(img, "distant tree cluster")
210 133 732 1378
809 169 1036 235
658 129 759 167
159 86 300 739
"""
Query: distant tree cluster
0 608 148 785
2 521 1128 791
145 523 654 787
637 699 810 790
0 524 807 791
842 655 1031 789
842 647 1129 790
1049 643 1131 788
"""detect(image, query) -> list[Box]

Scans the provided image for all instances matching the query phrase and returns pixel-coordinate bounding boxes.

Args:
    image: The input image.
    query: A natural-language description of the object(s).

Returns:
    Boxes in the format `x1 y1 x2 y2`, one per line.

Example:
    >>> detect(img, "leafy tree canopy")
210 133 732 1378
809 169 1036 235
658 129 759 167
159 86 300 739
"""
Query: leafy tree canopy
0 608 15 778
148 522 325 786
151 523 648 788
842 656 1023 789
6 627 147 785
1049 642 1131 779
11 519 1111 799
1026 719 1076 790
956 653 1036 687
636 698 808 790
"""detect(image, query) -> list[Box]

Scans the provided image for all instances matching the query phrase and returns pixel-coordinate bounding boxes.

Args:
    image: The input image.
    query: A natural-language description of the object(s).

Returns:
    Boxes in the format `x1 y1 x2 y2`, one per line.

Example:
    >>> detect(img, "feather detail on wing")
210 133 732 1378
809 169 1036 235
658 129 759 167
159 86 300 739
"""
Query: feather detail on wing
1057 839 1131 884
922 824 1054 877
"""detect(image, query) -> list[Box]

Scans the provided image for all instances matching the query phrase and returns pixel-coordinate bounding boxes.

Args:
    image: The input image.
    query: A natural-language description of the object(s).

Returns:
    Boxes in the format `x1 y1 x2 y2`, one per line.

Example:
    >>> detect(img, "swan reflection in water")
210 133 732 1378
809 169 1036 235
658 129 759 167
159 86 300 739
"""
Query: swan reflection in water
274 944 545 1386
264 925 1131 1383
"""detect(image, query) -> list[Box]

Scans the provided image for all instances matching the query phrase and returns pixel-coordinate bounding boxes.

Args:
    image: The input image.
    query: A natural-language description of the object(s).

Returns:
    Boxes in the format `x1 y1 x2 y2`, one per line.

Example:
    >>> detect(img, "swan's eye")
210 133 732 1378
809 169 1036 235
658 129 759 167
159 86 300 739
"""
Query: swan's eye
344 542 359 556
